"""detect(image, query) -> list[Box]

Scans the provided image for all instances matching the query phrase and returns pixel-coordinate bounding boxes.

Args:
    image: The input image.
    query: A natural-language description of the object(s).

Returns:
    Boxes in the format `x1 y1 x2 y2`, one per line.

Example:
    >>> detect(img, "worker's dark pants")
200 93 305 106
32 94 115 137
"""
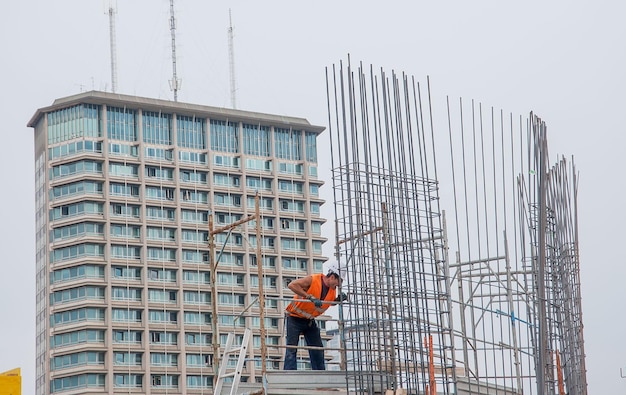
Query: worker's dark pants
284 315 325 370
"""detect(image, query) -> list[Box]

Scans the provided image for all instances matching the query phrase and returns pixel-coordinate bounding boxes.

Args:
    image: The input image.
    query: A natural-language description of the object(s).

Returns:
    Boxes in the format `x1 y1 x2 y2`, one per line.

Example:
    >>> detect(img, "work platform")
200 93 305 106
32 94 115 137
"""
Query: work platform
219 370 387 395
218 371 521 395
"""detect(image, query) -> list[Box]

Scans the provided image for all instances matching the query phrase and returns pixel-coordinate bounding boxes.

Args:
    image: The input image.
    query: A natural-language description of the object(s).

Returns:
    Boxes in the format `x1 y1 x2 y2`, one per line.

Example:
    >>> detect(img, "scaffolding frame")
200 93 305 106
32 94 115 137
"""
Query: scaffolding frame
443 101 587 395
325 57 587 395
213 58 587 395
326 58 456 394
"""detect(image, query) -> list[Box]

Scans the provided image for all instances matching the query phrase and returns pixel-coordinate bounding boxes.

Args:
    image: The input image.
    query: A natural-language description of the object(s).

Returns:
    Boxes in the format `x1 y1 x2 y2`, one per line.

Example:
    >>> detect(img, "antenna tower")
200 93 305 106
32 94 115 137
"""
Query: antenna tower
228 9 237 109
169 0 181 101
107 1 118 93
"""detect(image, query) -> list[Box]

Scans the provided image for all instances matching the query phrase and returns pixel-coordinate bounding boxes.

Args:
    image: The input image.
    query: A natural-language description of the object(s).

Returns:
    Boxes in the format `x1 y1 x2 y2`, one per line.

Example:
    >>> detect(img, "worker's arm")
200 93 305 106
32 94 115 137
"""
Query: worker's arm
288 275 314 299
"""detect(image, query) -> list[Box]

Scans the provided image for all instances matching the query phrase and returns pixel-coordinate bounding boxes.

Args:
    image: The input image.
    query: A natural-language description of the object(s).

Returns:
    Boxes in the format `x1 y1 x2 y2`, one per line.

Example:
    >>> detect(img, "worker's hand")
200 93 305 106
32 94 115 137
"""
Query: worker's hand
334 293 348 303
308 295 323 308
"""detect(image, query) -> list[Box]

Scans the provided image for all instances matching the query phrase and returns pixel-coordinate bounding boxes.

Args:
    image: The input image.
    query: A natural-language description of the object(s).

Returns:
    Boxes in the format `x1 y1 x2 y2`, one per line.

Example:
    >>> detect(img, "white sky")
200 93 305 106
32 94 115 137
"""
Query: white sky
1 1 624 393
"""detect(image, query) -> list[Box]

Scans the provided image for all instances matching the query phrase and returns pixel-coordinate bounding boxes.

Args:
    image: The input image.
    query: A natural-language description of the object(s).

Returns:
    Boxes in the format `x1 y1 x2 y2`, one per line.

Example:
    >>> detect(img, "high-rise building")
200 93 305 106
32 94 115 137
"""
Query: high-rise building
28 91 328 394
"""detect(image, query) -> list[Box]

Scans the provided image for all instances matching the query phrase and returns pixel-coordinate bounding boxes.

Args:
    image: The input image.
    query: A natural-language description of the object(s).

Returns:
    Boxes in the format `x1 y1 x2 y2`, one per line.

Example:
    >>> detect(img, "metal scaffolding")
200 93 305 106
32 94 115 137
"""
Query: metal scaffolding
324 58 587 395
326 58 456 394
443 102 587 395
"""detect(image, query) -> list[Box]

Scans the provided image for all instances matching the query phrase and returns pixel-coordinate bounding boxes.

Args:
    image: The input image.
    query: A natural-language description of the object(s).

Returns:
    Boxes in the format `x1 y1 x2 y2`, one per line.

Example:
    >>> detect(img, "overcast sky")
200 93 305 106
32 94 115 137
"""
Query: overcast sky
1 1 624 393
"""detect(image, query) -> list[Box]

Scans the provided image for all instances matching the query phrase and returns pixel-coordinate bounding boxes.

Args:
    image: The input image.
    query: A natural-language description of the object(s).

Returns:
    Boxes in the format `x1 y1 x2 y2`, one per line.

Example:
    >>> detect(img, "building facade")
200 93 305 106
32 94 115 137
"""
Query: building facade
28 91 327 394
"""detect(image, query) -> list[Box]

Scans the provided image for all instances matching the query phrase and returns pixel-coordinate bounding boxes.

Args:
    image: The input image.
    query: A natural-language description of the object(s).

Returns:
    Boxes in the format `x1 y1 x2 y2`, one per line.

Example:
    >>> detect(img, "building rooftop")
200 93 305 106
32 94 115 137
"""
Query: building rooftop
27 90 325 133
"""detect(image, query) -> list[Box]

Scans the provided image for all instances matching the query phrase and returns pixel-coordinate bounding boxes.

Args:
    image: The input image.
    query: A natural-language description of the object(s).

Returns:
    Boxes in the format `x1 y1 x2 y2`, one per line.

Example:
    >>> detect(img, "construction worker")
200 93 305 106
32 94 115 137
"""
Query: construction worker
283 262 347 370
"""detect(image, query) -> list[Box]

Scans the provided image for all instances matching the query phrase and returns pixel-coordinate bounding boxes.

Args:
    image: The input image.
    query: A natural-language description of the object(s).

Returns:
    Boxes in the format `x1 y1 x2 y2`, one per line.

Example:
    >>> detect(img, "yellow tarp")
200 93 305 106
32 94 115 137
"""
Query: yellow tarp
0 368 21 395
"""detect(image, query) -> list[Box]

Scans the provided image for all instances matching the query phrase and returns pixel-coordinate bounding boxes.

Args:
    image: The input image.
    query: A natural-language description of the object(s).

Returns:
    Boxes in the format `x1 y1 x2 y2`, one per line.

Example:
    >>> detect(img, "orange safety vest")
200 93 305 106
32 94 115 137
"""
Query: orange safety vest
285 273 337 320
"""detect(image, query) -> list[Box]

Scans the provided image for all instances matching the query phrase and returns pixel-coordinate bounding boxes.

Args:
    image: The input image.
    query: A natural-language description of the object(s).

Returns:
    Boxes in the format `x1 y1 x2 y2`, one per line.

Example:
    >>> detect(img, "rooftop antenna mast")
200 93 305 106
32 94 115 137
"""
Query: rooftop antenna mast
169 0 181 101
106 0 118 93
228 8 237 109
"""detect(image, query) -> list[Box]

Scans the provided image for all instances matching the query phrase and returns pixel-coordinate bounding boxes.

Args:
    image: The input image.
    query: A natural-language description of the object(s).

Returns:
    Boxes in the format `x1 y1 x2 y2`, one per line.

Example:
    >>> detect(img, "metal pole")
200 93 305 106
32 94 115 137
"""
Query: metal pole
504 231 523 391
536 117 549 394
209 214 220 379
209 211 258 383
255 194 267 377
168 0 180 101
107 3 117 93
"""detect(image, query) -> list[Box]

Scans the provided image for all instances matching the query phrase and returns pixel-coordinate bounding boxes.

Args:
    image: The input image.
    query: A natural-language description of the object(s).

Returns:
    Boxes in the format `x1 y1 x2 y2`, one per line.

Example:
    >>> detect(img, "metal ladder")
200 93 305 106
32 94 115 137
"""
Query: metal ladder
214 328 252 395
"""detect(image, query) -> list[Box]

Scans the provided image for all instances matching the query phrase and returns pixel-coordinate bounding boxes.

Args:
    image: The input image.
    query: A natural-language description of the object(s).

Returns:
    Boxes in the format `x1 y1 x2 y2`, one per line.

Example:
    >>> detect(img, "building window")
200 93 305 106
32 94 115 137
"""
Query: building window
148 310 178 323
151 374 179 389
110 183 140 197
50 286 105 305
109 142 138 157
146 206 176 221
243 124 270 156
50 202 104 220
179 150 207 164
113 353 142 367
50 329 105 348
210 120 239 153
147 248 176 262
50 160 103 180
50 264 105 284
50 243 105 263
148 268 177 282
187 375 213 388
109 162 139 177
112 330 142 344
151 353 178 367
214 173 241 188
186 333 211 346
110 203 140 218
50 373 105 393
51 222 104 242
184 312 212 325
145 166 174 180
111 287 142 301
146 227 176 242
177 115 206 149
278 162 303 175
274 128 301 160
107 106 137 141
112 266 141 280
249 196 273 210
49 140 102 159
217 273 245 286
145 186 176 201
214 154 240 168
114 373 143 388
145 146 174 161
112 309 142 323
51 308 105 327
110 245 141 260
218 293 246 307
305 131 318 162
183 290 211 305
148 289 177 303
180 189 208 204
150 331 177 345
110 224 141 239
143 111 172 145
47 104 101 144
183 271 210 285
